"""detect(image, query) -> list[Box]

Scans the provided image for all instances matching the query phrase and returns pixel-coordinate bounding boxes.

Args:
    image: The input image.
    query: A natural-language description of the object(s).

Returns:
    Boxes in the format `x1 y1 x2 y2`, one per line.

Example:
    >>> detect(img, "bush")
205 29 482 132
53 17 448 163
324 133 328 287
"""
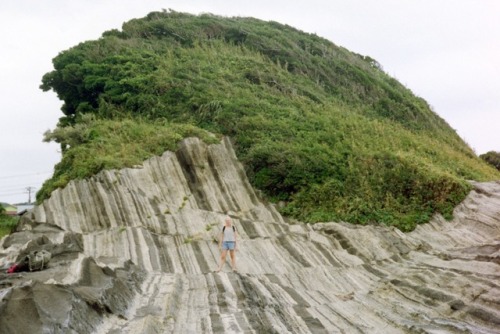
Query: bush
480 151 500 171
0 215 18 238
38 11 500 230
37 116 218 202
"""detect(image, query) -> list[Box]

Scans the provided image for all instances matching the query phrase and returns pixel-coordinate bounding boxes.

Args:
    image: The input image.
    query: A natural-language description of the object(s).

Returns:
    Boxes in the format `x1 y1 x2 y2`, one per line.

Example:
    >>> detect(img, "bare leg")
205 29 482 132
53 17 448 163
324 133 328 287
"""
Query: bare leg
229 250 236 271
217 249 227 272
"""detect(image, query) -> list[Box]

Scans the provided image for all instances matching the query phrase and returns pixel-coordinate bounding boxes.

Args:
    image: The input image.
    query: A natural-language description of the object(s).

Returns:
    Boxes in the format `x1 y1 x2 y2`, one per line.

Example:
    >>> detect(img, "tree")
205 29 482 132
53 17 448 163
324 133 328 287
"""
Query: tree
480 151 500 171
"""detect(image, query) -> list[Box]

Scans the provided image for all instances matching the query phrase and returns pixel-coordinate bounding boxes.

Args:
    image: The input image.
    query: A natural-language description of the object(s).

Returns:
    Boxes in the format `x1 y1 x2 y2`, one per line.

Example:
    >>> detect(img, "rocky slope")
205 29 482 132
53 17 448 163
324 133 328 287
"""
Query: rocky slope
0 137 499 333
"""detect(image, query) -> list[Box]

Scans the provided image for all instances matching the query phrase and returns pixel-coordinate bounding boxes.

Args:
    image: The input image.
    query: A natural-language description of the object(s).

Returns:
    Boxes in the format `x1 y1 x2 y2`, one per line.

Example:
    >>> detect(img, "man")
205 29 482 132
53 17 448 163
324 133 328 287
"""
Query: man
216 217 238 272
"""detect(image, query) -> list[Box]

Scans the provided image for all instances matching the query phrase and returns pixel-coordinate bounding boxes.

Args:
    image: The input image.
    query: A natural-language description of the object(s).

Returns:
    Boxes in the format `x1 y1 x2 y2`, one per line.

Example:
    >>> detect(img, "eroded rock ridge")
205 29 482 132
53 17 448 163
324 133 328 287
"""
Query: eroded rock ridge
1 137 499 333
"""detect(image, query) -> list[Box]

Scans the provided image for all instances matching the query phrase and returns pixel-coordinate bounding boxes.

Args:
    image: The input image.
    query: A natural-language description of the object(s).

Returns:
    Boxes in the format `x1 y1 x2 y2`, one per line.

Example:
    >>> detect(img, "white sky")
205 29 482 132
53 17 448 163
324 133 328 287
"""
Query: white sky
1 0 499 204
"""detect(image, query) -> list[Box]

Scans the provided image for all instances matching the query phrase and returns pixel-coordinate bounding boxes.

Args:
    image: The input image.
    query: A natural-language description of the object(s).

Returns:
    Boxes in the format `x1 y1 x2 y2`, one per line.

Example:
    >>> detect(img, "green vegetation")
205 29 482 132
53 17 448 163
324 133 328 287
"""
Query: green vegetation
39 10 499 231
37 115 217 201
0 213 17 238
480 151 500 171
0 205 16 237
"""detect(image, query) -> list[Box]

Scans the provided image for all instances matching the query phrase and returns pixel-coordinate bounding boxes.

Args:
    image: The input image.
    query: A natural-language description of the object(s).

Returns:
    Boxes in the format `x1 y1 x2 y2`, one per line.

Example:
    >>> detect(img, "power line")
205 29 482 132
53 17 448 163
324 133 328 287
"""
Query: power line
0 172 52 202
0 190 27 195
0 191 27 197
0 182 45 191
1 178 50 187
0 191 37 197
0 181 45 193
0 171 52 180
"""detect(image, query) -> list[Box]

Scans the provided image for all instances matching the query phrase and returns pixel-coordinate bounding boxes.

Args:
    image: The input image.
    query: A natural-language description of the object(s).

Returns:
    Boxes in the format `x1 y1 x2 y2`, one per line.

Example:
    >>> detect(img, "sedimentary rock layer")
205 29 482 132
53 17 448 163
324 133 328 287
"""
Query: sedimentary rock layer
1 137 499 333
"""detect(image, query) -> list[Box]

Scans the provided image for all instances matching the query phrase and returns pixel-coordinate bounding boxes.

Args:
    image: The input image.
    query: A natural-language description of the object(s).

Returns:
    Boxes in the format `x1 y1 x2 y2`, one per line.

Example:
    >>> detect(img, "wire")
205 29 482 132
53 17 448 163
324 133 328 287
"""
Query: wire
0 191 27 197
0 171 52 180
0 185 41 197
0 191 27 196
0 184 41 191
0 189 37 195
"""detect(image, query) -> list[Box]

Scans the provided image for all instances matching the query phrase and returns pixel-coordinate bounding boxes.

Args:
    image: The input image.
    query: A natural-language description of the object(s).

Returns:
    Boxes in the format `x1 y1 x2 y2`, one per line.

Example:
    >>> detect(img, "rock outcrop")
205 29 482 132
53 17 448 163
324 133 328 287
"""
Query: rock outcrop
1 137 499 333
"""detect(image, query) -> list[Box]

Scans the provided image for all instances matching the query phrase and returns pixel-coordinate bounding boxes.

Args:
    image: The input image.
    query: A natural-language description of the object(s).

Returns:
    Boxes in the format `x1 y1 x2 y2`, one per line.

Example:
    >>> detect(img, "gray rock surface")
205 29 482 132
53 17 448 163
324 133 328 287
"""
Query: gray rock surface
0 137 499 333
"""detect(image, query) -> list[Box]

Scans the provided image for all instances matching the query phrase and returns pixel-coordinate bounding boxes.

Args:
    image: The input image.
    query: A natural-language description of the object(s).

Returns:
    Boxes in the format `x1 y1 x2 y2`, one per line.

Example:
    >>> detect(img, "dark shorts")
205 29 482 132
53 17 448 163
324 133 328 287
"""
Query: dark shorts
222 241 235 250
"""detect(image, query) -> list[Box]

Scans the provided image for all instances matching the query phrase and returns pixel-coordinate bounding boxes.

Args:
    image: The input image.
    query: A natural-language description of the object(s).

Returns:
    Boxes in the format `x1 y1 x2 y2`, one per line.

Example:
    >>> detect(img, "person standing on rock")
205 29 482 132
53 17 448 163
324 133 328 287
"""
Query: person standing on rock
216 217 238 272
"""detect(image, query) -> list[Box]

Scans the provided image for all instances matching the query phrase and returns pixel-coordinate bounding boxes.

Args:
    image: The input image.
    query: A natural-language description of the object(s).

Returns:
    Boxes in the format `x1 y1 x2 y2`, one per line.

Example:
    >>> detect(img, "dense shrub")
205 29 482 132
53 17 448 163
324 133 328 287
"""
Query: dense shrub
0 214 18 238
37 116 218 201
480 151 500 171
39 11 499 230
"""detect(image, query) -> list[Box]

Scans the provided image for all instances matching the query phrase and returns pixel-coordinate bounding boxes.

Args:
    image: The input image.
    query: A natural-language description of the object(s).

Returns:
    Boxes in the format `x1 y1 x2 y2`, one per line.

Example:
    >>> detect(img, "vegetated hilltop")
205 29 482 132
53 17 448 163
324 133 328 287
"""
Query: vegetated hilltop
39 10 499 231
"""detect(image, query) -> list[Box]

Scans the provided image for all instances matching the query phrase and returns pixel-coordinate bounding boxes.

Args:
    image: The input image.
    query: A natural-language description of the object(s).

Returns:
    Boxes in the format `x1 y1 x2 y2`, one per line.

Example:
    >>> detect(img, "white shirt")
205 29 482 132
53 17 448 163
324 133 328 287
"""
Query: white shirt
222 225 236 242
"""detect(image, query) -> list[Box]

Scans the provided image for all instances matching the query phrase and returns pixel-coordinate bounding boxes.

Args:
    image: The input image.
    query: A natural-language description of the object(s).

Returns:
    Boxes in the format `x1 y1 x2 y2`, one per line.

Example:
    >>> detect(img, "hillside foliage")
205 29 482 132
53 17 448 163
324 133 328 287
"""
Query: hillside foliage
0 210 17 238
480 151 500 171
39 11 499 231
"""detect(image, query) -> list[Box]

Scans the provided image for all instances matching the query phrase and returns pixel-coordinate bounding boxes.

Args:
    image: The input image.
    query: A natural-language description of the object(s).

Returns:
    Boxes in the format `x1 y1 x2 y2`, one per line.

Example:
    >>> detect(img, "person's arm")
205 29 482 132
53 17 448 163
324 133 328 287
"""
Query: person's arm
219 232 223 249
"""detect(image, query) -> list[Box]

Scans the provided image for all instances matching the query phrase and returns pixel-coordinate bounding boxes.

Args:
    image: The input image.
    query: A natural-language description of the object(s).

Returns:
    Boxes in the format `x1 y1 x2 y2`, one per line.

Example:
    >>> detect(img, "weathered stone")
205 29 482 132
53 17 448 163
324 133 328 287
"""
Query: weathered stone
0 137 499 333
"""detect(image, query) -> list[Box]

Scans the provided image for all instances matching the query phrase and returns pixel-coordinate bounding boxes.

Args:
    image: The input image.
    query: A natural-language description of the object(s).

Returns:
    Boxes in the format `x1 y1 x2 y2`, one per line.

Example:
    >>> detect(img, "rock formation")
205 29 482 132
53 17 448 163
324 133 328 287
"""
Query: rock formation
1 137 499 333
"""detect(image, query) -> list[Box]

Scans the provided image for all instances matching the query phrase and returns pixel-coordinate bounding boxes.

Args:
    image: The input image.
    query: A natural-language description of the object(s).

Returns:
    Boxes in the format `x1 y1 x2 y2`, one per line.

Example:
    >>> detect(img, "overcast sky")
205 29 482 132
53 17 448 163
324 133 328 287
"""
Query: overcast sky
1 0 499 204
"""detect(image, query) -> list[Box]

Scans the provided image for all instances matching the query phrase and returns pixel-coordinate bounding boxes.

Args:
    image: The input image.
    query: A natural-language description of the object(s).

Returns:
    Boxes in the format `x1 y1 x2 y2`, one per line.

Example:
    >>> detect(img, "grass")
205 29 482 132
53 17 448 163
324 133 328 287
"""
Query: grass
37 115 218 202
0 215 18 238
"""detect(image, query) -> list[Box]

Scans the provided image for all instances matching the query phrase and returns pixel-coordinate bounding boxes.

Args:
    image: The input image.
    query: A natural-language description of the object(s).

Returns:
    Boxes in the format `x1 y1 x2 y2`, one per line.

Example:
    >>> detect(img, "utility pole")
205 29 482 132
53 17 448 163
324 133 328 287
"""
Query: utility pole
25 187 36 204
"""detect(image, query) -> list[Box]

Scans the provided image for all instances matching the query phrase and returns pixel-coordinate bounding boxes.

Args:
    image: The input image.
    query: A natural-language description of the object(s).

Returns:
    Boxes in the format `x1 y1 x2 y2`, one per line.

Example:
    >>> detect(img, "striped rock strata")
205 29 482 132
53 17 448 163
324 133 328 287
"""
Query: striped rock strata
0 137 499 333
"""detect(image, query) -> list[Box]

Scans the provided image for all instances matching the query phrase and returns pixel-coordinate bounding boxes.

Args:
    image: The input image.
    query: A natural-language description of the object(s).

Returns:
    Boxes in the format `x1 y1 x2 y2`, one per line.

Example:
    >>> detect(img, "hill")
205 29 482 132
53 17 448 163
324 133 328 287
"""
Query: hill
38 10 499 230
